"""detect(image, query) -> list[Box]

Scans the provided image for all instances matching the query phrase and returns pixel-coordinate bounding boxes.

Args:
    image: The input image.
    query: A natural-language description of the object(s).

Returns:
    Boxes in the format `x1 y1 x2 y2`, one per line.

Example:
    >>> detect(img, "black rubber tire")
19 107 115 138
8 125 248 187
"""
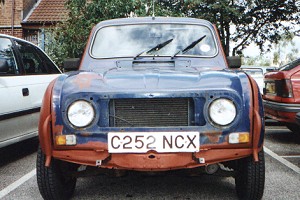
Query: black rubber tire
235 149 265 200
286 123 300 134
36 146 77 200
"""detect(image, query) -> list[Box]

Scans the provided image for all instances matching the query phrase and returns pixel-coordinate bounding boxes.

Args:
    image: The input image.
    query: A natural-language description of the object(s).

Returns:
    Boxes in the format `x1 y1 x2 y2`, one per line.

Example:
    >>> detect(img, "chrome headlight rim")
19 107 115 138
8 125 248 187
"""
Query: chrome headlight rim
67 100 96 129
208 98 237 127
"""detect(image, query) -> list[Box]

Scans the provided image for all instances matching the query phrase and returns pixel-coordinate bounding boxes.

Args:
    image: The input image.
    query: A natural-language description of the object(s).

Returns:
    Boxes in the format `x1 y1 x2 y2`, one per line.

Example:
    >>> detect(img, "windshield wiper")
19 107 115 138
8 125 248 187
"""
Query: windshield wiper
172 35 206 58
134 38 174 59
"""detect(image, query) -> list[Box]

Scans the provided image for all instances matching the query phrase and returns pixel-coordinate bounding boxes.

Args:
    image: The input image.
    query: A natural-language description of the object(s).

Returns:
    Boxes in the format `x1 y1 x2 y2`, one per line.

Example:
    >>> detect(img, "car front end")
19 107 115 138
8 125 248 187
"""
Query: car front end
39 68 264 171
37 17 265 200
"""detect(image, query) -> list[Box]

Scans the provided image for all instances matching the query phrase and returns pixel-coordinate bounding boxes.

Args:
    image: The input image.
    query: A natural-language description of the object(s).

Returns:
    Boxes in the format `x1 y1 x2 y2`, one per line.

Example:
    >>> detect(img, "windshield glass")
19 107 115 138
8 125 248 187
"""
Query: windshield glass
91 24 217 58
279 58 300 71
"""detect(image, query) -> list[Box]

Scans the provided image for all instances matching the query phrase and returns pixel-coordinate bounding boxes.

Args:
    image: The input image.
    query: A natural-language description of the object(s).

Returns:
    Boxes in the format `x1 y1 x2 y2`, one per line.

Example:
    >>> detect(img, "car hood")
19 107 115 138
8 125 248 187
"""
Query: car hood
51 67 257 145
56 68 245 93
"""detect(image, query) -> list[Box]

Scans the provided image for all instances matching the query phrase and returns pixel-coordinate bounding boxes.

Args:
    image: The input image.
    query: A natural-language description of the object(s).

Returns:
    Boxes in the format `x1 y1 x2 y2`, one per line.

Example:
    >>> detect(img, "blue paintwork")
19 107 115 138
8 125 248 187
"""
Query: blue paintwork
50 17 264 147
52 68 253 146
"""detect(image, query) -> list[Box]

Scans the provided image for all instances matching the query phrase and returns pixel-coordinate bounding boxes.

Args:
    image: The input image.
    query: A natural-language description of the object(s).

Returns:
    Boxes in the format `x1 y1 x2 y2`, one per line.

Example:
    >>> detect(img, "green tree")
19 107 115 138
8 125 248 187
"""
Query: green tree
155 0 299 56
46 0 300 65
243 55 271 66
47 0 137 66
273 32 299 65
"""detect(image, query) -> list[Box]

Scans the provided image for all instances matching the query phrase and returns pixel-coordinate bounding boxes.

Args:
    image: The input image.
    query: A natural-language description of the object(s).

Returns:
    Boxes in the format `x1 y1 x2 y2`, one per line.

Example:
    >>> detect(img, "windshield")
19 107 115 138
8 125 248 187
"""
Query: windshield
91 24 217 58
279 58 300 71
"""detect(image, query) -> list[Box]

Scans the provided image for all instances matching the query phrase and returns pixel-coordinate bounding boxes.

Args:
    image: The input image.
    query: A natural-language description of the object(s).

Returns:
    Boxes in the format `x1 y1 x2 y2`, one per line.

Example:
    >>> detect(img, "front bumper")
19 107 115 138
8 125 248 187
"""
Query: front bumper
40 107 264 170
52 147 253 171
263 100 300 123
263 100 300 112
51 129 253 171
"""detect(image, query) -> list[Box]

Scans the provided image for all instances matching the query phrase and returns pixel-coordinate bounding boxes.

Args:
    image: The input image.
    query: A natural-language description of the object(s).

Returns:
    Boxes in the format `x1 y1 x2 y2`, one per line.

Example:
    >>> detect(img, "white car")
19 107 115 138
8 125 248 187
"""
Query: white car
0 34 61 148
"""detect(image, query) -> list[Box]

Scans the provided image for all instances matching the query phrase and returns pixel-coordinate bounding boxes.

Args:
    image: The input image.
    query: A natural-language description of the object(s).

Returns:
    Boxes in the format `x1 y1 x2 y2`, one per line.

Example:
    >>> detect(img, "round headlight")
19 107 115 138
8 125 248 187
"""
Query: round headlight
67 100 95 128
209 98 237 126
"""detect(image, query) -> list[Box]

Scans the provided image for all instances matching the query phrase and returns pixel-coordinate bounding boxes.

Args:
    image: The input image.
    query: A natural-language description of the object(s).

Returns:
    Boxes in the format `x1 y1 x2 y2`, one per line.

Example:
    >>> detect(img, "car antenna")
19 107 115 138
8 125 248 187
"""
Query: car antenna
152 0 155 19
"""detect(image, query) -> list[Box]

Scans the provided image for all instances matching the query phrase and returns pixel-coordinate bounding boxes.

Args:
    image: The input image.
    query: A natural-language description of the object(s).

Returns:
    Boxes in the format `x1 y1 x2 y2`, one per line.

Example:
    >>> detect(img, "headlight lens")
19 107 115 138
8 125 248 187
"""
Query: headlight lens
209 98 237 126
67 100 95 128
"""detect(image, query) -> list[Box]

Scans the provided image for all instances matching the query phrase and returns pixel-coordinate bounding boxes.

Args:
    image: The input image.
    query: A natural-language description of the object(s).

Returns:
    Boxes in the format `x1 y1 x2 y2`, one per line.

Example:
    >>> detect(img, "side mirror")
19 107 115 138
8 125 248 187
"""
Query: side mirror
63 58 80 72
0 59 9 73
227 56 241 69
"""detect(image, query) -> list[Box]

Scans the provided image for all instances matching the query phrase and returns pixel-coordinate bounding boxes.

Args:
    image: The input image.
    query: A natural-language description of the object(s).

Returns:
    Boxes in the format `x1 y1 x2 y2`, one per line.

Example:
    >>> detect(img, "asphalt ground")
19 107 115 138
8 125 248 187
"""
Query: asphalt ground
0 122 299 200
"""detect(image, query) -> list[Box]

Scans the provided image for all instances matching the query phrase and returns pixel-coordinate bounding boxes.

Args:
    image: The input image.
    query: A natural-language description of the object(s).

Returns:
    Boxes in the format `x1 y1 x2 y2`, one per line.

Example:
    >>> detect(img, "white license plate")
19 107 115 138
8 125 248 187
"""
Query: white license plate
108 132 199 153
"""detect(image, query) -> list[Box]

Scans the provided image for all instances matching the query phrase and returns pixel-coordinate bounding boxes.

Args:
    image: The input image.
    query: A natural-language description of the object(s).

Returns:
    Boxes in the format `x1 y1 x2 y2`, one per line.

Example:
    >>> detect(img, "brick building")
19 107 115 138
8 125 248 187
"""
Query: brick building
0 0 67 48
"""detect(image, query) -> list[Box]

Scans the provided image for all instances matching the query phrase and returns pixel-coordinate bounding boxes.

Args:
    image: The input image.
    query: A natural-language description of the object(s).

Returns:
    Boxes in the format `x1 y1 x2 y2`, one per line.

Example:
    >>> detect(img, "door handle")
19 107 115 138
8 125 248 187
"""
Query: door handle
22 88 29 96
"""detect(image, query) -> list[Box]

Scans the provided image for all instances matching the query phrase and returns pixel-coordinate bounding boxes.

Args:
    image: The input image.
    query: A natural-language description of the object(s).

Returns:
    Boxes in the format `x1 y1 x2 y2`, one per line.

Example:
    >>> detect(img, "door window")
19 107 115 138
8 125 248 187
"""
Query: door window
0 38 18 75
15 41 60 75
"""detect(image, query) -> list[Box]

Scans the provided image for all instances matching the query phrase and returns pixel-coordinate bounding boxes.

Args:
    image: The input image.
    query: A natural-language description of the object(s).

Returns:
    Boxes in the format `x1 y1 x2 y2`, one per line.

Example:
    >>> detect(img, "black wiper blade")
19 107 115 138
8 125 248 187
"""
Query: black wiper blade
182 35 206 53
134 38 173 59
172 35 206 58
146 38 174 54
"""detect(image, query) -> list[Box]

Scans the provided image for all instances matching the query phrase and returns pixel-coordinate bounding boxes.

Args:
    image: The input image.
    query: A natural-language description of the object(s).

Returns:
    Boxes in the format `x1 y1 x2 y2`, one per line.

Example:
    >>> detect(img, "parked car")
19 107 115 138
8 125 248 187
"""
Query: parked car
263 58 300 133
241 66 264 94
37 17 265 200
0 34 61 148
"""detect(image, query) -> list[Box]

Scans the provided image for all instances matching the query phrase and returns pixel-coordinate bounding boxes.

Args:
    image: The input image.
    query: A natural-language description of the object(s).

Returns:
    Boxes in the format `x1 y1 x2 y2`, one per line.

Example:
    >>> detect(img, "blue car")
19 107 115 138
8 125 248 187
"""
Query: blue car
37 17 265 200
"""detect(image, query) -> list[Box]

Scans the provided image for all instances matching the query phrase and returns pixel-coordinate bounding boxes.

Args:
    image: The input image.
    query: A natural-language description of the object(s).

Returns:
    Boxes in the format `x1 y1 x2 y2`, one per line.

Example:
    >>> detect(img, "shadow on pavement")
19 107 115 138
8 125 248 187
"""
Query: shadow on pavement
0 137 39 167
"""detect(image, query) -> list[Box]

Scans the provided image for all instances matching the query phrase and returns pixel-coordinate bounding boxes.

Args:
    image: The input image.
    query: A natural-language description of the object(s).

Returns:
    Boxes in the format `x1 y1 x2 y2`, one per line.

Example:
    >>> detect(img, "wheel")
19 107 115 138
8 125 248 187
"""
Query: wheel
286 123 300 134
36 146 77 200
235 149 265 200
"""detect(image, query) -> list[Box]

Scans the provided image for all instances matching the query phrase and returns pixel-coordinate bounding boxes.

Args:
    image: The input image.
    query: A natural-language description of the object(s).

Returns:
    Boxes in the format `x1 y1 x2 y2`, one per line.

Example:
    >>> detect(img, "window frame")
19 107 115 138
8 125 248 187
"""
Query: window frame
89 23 219 59
12 39 61 75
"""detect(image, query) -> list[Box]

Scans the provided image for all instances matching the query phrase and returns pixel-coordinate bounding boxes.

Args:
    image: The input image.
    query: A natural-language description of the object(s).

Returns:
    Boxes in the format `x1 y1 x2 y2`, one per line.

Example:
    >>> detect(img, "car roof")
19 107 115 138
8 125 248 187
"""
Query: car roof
0 34 35 45
0 34 60 70
94 17 215 29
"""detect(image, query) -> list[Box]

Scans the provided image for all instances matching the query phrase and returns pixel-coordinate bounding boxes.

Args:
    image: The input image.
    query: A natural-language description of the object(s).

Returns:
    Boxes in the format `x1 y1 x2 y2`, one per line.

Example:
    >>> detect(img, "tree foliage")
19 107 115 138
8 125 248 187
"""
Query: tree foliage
243 55 272 66
47 0 300 66
155 0 300 56
273 32 299 65
47 0 137 66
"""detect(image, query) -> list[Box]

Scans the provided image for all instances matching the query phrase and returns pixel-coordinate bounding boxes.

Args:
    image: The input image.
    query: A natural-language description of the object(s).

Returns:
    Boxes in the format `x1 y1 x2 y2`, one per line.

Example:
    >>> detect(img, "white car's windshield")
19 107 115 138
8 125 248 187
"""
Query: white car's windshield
91 24 217 58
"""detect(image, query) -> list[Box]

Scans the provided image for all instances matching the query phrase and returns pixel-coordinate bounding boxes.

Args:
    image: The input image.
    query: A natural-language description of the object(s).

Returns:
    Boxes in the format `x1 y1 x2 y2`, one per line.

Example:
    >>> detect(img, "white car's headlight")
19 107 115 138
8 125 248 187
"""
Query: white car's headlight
67 100 95 128
209 98 237 126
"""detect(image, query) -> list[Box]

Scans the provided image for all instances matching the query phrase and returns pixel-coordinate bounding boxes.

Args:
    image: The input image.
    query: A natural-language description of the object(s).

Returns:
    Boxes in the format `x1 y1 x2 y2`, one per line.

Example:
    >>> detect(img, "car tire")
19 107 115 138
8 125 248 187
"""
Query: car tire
235 149 265 200
36 146 77 200
286 123 300 134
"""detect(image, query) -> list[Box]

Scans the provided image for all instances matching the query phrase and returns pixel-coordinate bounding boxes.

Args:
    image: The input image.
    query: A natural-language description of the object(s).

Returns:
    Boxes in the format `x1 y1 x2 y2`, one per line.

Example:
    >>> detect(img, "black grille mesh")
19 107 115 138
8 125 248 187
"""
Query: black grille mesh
110 98 190 127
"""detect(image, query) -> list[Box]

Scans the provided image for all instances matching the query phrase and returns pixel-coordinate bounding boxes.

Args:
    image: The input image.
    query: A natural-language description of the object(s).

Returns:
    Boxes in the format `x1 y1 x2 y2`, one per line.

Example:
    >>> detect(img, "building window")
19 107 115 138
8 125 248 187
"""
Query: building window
24 30 39 45
1 0 5 14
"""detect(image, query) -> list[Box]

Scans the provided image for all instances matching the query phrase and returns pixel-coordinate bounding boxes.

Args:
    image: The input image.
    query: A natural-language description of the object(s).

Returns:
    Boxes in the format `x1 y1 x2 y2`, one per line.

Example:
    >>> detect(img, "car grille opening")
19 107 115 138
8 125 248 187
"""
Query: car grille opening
109 98 193 127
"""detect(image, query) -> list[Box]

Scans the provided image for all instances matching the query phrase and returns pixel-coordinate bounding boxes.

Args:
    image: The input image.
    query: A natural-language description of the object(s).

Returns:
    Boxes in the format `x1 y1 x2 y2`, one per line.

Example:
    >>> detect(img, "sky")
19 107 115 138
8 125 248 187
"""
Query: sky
242 22 300 60
243 36 300 58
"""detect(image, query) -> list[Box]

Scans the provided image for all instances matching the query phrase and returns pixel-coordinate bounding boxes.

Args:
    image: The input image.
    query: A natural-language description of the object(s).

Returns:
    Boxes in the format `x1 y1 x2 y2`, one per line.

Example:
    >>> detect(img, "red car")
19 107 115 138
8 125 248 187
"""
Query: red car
263 58 300 133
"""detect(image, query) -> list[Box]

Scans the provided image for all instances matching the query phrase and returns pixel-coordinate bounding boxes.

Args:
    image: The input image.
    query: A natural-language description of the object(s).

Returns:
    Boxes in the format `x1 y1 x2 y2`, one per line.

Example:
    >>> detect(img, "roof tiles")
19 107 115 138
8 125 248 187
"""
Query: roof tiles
25 0 68 23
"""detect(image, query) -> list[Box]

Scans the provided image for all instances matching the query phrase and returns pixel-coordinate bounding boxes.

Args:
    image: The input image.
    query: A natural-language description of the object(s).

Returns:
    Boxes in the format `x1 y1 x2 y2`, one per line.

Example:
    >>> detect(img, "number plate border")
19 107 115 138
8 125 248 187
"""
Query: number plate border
108 132 200 153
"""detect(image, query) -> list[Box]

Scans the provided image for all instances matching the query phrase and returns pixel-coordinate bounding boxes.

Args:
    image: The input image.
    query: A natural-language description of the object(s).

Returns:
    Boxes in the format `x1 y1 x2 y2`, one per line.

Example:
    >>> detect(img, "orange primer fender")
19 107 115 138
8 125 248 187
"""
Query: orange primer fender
248 75 264 161
38 79 56 166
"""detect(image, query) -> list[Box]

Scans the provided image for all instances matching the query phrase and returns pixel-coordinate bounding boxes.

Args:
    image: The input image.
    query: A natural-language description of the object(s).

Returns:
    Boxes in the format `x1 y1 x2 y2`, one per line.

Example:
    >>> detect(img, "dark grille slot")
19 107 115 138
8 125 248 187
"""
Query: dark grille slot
110 98 192 127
